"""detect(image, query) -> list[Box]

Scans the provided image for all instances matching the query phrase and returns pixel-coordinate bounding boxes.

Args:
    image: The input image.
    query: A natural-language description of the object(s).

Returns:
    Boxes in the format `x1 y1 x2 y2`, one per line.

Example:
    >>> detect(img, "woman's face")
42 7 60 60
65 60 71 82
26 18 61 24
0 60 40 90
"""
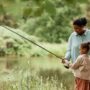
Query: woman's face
73 25 85 35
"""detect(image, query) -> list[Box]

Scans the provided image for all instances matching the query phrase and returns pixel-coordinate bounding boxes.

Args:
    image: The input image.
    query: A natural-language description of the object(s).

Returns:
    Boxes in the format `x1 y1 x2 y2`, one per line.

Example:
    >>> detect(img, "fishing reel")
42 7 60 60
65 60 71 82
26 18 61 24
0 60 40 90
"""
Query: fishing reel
64 63 69 69
61 59 70 69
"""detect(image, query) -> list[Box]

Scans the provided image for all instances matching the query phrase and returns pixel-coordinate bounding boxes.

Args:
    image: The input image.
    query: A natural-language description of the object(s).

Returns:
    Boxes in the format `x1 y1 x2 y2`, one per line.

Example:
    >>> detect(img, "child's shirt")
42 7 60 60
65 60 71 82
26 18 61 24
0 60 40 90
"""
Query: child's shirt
71 54 90 80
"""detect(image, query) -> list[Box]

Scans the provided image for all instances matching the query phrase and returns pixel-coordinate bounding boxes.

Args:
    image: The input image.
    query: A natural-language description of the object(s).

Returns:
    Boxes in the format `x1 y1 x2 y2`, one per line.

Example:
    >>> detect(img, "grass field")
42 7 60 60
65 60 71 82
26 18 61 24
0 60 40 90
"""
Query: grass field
0 56 74 90
0 43 74 90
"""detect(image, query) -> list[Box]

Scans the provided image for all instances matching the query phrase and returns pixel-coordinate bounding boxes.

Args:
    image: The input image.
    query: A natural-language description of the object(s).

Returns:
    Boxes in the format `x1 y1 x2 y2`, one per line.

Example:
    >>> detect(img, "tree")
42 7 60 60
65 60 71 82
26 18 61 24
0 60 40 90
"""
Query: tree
21 0 84 43
0 0 89 43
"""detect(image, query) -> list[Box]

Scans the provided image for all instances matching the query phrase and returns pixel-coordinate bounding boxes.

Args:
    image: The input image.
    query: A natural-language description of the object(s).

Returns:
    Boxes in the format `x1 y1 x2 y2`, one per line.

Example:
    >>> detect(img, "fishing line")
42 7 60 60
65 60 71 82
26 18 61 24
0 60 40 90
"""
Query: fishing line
3 26 64 60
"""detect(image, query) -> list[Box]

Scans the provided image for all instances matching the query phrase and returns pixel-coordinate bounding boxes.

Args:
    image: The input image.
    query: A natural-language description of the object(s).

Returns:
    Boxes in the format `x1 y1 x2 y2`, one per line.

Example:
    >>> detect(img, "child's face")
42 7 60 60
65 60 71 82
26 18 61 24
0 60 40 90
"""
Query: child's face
79 47 87 54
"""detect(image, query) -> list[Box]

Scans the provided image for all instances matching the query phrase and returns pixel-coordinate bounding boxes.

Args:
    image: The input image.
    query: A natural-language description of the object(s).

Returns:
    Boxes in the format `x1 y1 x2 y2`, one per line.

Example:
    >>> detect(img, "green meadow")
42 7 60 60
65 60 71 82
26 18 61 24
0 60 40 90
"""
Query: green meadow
0 43 74 90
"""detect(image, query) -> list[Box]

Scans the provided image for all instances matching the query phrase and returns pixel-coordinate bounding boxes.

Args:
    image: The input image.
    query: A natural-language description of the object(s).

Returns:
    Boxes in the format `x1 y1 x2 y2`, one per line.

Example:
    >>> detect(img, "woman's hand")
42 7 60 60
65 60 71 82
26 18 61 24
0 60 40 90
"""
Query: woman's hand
61 59 70 69
61 59 66 63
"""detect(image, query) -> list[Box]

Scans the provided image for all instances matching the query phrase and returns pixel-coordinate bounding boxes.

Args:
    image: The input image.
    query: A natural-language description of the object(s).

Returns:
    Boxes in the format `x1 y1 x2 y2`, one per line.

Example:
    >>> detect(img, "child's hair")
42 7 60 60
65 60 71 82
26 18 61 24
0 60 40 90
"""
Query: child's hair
80 42 90 52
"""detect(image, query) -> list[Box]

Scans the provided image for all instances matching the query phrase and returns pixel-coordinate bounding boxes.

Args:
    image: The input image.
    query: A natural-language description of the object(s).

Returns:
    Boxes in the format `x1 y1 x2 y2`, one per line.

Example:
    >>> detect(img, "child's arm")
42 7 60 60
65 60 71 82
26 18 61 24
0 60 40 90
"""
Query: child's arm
69 56 82 69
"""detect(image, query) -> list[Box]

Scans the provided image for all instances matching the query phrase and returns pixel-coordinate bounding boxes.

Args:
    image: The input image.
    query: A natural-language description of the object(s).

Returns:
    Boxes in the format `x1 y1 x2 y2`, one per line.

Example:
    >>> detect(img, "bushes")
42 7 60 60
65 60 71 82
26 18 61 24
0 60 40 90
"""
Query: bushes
0 0 89 43
20 0 83 43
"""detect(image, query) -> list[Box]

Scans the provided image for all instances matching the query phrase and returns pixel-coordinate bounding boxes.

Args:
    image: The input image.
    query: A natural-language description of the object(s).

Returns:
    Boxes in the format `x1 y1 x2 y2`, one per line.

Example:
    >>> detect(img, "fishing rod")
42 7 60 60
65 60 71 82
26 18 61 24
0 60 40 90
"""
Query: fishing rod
3 26 69 69
2 26 64 60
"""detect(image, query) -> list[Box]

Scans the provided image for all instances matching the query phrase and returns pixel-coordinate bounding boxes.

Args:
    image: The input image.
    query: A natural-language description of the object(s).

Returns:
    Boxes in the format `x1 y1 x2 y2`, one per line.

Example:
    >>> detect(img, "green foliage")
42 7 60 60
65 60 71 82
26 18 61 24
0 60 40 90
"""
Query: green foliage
20 0 85 43
0 26 41 57
0 0 89 43
0 25 67 57
0 4 5 14
30 42 66 58
44 0 56 17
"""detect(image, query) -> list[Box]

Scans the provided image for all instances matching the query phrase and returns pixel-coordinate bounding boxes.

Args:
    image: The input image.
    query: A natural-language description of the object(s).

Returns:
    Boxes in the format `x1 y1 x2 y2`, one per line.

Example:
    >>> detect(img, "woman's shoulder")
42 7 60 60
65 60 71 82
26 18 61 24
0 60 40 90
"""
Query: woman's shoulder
69 32 76 39
86 29 90 33
71 32 77 35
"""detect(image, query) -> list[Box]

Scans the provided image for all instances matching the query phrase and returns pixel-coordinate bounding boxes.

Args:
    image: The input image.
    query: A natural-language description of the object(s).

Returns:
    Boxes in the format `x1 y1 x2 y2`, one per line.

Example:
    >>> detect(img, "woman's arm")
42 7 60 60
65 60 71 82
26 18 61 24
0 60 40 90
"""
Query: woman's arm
65 35 72 61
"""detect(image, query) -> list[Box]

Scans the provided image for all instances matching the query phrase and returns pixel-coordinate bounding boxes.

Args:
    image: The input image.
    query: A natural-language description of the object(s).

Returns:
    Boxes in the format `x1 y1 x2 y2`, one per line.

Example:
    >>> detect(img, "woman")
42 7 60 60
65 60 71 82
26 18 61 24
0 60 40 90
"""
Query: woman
64 17 90 64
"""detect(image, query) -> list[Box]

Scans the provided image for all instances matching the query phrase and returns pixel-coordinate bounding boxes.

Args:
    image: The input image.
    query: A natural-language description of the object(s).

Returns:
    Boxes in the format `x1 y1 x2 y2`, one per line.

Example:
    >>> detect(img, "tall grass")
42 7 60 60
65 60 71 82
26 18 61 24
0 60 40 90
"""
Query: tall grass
0 43 74 90
30 42 67 57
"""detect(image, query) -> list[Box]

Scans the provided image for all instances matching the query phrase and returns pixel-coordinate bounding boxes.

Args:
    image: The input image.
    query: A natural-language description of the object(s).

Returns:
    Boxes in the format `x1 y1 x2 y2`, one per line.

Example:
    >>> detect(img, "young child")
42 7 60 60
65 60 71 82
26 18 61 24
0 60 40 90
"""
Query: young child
63 42 90 90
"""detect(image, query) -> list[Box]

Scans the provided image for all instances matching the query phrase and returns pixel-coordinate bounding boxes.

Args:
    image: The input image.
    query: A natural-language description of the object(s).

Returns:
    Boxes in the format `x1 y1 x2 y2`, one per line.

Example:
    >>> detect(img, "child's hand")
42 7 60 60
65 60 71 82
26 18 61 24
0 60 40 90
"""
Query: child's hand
68 63 73 67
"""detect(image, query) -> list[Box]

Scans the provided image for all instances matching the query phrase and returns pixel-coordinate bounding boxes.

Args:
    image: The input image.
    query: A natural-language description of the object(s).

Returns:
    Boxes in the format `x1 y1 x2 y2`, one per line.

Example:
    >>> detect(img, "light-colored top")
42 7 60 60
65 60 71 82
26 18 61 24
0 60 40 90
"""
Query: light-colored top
71 54 90 80
65 29 90 62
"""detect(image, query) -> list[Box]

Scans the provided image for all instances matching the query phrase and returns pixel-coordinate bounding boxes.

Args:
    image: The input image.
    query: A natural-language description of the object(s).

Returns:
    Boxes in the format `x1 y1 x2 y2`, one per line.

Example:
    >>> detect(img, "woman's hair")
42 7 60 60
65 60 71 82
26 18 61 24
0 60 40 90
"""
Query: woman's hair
73 17 87 26
80 42 90 52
